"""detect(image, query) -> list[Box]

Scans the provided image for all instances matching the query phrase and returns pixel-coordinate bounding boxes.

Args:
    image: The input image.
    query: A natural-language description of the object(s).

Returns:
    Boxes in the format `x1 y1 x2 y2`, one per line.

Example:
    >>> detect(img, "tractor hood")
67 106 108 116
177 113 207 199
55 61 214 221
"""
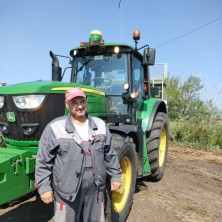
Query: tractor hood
0 80 105 96
0 80 107 145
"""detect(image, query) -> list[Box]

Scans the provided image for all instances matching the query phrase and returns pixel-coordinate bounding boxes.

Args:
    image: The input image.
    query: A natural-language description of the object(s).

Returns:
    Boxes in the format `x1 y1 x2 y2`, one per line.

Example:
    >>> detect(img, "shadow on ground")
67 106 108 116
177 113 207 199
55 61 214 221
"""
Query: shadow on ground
0 194 53 222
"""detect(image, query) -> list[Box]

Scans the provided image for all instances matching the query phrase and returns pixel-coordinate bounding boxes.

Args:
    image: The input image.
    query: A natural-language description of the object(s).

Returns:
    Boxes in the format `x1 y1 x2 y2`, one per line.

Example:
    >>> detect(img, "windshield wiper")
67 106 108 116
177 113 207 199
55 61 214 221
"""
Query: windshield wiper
76 56 93 74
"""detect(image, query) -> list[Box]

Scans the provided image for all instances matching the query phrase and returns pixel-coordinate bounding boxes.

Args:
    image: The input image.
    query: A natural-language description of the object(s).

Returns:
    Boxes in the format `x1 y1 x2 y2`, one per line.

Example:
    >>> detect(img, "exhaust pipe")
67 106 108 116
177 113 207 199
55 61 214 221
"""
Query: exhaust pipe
50 51 62 81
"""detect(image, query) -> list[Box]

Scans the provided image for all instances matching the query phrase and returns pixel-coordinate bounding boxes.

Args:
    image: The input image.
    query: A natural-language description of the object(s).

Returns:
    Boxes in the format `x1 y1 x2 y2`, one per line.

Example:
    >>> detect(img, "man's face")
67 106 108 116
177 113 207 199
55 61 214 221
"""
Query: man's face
65 96 87 120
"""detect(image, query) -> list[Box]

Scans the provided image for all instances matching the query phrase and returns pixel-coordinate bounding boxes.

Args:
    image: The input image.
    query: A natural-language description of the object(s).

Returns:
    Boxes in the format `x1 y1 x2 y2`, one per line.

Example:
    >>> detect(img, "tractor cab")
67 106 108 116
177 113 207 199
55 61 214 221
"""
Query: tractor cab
67 30 155 125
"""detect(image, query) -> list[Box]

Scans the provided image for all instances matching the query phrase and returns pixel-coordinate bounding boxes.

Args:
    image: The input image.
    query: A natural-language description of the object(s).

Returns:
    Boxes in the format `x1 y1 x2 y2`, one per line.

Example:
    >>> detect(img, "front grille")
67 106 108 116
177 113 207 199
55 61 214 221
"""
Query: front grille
0 94 65 141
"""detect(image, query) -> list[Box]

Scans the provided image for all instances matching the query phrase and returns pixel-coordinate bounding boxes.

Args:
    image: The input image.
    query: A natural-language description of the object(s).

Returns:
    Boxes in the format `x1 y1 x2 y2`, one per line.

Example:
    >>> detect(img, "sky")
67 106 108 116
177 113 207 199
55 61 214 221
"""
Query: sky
0 0 222 109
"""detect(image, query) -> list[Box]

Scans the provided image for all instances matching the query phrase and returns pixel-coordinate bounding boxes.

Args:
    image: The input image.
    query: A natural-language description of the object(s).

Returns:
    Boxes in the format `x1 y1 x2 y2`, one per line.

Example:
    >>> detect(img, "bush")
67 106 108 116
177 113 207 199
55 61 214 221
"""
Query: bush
209 124 222 150
170 119 222 151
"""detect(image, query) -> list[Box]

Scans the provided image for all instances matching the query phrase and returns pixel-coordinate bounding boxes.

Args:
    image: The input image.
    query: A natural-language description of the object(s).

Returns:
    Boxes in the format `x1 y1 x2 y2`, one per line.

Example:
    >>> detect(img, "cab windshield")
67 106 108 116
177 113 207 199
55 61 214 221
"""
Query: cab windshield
73 54 127 95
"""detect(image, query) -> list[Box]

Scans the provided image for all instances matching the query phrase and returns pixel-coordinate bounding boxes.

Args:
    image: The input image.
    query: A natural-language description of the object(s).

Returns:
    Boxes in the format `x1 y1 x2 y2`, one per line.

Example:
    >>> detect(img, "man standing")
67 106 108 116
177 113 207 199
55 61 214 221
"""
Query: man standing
35 87 122 222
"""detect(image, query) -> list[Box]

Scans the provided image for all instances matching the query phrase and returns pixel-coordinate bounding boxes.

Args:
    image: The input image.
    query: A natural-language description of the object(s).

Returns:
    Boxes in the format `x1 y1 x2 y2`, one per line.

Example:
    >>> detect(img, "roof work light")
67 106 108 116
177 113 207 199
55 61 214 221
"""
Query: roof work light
89 30 102 41
80 30 105 47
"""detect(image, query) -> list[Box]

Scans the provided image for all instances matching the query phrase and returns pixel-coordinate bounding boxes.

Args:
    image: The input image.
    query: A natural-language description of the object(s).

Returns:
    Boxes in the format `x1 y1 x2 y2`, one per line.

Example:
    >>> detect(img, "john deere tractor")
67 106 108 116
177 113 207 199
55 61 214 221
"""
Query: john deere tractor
0 30 168 222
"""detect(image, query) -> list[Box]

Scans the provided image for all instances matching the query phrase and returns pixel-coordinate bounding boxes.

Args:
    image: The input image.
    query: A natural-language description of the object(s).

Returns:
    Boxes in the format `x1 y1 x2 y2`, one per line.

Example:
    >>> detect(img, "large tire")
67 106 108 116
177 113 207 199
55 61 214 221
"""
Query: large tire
107 133 137 222
147 112 169 181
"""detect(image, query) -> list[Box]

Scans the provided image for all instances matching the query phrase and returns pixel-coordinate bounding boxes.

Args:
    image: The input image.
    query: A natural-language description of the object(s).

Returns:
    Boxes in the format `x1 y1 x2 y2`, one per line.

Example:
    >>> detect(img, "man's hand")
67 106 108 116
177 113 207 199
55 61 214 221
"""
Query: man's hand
111 182 122 191
40 191 54 204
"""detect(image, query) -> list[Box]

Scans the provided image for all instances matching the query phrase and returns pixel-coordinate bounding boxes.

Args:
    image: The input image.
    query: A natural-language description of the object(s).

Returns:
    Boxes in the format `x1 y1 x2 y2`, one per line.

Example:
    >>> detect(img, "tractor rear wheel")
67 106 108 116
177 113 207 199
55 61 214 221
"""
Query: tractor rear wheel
107 133 137 222
147 112 168 181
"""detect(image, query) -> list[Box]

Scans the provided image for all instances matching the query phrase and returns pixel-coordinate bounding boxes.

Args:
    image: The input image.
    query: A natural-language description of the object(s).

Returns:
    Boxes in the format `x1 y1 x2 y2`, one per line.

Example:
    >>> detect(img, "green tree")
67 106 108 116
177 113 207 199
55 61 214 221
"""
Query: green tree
165 75 222 150
165 75 211 120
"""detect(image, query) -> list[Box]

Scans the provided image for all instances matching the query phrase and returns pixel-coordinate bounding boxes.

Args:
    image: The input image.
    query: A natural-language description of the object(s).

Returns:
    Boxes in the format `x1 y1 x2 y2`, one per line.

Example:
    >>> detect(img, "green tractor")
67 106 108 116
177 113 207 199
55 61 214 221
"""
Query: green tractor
0 30 168 222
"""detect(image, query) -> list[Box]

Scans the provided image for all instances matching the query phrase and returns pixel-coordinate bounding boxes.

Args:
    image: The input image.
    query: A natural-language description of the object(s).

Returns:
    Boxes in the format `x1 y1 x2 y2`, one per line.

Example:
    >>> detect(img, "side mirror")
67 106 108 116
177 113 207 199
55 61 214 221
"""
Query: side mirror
143 48 155 66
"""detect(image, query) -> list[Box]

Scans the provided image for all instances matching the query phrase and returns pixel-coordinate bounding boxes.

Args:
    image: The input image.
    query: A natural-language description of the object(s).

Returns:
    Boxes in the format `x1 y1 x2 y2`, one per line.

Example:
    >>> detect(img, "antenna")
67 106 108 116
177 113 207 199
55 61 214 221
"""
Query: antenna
119 0 123 42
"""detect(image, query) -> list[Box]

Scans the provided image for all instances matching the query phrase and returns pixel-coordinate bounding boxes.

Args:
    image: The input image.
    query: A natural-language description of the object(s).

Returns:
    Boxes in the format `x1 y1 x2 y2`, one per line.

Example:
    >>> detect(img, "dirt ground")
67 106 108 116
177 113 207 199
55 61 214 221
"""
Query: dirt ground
1 146 222 222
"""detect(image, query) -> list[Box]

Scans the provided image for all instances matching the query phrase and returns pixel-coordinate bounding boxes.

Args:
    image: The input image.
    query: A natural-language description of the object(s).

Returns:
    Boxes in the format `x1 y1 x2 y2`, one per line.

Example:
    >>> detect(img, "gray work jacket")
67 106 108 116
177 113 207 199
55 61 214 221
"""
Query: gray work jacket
35 114 121 202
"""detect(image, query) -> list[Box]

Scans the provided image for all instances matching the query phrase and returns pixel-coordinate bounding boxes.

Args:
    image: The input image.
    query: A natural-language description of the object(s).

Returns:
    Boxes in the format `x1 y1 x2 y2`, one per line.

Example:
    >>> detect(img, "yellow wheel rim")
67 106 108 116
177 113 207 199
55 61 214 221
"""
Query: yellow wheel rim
159 127 167 167
112 157 132 213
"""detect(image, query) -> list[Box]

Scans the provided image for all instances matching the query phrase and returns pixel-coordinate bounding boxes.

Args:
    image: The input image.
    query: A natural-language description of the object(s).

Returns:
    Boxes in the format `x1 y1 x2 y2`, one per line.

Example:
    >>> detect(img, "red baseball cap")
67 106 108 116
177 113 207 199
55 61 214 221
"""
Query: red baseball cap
65 87 86 101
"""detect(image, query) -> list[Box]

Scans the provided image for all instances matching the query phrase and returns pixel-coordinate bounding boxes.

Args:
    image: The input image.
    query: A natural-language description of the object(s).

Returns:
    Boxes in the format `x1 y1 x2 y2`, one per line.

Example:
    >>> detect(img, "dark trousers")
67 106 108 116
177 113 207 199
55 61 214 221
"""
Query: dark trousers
54 169 105 222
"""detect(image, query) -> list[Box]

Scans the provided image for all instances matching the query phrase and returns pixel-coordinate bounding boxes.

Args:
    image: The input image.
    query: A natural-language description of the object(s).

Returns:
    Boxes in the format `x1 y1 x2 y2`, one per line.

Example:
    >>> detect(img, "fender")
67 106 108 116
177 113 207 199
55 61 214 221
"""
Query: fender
137 98 167 133
136 98 167 176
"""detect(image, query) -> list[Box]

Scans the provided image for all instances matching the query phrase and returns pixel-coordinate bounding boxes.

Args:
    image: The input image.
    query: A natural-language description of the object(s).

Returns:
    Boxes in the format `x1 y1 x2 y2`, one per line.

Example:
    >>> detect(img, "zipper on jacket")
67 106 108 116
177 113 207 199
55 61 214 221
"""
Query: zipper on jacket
74 145 85 194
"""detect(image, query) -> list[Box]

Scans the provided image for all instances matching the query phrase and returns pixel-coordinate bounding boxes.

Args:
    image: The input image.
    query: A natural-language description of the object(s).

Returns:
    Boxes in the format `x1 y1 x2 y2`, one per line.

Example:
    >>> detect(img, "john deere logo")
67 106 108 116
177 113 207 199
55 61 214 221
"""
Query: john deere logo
6 112 16 122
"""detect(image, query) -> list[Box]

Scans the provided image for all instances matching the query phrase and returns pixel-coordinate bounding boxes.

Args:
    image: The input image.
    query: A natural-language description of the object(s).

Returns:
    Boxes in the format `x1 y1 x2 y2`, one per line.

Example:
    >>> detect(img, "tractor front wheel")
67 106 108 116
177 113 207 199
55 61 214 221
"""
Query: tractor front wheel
107 134 137 222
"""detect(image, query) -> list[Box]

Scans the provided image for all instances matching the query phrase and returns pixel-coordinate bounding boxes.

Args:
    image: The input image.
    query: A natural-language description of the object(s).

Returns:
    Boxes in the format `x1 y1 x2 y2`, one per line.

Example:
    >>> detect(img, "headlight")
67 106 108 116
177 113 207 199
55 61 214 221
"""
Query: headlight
130 92 139 99
123 82 130 90
0 96 4 108
12 95 45 109
114 46 120 54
